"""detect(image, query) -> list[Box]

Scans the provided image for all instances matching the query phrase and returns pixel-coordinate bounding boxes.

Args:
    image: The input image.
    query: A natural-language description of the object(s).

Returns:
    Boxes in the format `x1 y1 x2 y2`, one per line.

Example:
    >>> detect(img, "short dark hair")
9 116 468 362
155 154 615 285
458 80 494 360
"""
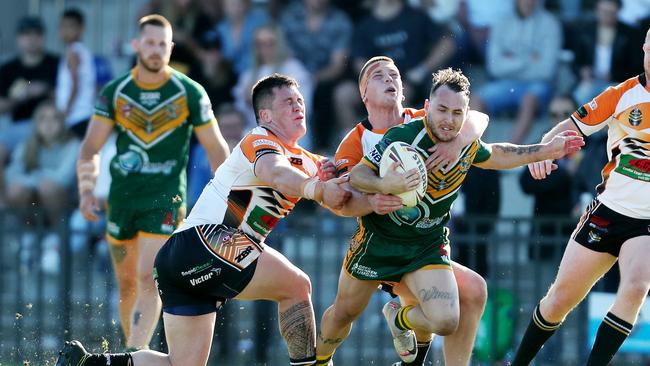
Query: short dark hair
430 68 470 99
62 8 84 27
16 16 44 34
599 0 622 8
251 73 299 124
139 14 172 32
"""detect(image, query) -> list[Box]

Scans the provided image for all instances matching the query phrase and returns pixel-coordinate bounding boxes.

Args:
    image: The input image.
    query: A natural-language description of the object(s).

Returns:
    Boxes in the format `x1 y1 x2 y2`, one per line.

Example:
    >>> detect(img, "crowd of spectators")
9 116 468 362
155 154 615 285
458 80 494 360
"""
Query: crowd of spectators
1 0 649 275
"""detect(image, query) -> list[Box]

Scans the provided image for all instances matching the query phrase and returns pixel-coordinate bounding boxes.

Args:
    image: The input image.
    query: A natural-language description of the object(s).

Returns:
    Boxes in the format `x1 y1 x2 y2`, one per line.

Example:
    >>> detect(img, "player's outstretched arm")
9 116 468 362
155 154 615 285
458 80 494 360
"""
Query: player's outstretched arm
475 130 584 170
77 118 114 221
255 153 350 209
425 109 489 171
528 119 583 180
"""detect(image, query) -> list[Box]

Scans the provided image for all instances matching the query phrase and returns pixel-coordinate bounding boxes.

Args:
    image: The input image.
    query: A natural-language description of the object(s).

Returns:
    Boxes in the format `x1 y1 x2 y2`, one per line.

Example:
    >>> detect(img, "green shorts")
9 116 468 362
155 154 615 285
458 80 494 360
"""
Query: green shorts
106 204 186 242
343 223 452 283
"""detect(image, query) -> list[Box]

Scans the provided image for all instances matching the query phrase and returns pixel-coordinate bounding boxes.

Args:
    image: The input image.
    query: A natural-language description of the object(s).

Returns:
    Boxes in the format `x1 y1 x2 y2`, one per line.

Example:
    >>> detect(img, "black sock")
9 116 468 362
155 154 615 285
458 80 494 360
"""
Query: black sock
511 304 561 366
76 353 133 366
586 312 633 366
290 355 316 366
401 341 432 366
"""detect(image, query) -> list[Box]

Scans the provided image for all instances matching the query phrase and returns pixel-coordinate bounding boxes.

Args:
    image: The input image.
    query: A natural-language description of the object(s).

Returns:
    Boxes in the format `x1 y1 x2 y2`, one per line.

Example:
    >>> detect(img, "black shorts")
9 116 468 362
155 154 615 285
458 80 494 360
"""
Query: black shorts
153 224 262 316
572 199 650 257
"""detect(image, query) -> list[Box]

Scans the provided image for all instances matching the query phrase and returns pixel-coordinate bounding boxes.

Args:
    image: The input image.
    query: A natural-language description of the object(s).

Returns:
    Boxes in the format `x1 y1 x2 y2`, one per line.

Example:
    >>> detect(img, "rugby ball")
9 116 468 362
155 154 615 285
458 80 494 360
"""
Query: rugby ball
379 141 428 207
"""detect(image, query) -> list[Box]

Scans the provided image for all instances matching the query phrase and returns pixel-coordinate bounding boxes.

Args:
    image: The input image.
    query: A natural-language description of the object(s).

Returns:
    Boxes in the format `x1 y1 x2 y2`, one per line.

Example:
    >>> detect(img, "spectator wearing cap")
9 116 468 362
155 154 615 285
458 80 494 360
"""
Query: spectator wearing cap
55 8 96 138
0 16 59 207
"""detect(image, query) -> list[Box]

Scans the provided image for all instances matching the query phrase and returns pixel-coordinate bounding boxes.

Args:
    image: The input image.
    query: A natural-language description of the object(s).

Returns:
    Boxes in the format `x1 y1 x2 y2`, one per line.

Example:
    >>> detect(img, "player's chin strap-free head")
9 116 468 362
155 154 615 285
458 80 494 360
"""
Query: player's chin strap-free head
358 56 396 101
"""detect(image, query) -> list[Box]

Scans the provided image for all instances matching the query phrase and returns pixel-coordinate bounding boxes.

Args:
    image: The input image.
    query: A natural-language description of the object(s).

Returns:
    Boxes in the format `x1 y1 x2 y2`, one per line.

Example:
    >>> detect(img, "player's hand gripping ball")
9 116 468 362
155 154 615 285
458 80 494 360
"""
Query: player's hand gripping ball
379 141 428 208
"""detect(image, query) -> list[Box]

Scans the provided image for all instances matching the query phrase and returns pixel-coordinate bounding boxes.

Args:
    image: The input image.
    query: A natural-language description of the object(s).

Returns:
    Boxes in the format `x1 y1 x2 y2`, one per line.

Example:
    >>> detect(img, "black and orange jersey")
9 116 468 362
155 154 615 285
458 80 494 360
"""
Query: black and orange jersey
571 74 650 219
179 126 323 241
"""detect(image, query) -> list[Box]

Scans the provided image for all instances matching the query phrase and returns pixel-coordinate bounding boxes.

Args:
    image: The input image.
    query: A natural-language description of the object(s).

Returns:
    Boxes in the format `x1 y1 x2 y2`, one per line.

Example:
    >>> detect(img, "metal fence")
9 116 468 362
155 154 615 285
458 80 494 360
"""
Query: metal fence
0 207 643 366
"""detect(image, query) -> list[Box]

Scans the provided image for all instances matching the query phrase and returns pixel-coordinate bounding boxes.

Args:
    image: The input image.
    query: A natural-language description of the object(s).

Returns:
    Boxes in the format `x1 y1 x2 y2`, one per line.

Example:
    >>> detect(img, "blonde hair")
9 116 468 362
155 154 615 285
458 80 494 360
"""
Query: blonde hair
358 56 395 98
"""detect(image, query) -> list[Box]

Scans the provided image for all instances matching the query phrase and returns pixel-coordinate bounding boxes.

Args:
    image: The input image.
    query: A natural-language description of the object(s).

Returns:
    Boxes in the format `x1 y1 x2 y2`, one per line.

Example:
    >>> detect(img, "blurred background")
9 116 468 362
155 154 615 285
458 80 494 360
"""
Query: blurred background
0 0 649 365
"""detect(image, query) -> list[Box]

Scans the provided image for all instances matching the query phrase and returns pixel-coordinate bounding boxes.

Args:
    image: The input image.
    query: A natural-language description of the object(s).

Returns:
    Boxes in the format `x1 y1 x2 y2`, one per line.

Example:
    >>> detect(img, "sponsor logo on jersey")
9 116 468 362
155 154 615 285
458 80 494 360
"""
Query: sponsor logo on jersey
166 104 177 119
190 271 214 286
121 103 133 118
253 139 281 149
589 99 598 110
629 108 642 127
629 159 650 173
368 148 382 164
140 91 161 107
289 156 303 166
247 206 280 236
415 215 445 229
577 106 588 118
199 96 214 121
335 159 349 168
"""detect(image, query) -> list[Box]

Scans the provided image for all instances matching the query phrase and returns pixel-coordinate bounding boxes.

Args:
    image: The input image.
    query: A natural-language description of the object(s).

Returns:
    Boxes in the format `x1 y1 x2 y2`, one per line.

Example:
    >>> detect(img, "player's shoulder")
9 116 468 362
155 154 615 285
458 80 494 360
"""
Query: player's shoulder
170 68 206 94
240 126 285 151
337 122 366 153
386 116 425 140
99 70 131 95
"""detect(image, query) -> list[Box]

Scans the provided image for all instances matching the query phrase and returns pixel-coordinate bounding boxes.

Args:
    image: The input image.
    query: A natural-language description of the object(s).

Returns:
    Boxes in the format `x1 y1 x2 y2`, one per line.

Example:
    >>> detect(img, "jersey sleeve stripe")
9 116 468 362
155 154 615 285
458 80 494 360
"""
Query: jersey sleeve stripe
93 115 115 126
193 119 216 130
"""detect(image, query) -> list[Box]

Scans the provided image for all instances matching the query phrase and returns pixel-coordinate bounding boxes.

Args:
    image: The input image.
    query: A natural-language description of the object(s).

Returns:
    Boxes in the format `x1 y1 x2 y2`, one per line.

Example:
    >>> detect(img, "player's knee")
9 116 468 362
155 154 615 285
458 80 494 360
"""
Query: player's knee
543 284 579 316
331 298 364 324
619 277 650 302
461 273 488 309
284 269 312 301
421 315 459 335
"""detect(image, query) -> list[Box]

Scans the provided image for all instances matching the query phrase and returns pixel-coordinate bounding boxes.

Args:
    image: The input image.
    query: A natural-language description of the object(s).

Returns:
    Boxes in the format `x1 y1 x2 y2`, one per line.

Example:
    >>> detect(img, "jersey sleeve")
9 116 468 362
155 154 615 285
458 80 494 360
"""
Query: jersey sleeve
334 128 364 176
471 139 493 165
187 81 216 128
93 83 116 125
571 78 635 136
239 133 285 168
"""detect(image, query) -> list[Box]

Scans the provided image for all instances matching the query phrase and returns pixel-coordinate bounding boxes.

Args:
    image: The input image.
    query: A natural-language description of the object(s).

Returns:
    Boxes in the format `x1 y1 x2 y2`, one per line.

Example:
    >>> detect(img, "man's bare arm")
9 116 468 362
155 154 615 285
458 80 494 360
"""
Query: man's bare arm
195 122 230 172
349 162 420 195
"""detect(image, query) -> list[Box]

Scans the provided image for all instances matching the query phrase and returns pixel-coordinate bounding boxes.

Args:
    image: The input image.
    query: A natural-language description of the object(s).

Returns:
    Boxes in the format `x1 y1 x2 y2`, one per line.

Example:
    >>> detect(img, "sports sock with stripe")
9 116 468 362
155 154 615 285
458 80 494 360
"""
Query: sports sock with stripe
585 311 633 366
395 305 414 331
511 304 561 366
75 353 133 366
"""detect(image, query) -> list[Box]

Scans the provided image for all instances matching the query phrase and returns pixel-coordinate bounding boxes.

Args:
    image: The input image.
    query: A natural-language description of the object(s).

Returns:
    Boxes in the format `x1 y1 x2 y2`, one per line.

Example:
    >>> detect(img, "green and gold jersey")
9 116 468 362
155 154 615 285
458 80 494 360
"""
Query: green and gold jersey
361 117 492 240
94 67 216 209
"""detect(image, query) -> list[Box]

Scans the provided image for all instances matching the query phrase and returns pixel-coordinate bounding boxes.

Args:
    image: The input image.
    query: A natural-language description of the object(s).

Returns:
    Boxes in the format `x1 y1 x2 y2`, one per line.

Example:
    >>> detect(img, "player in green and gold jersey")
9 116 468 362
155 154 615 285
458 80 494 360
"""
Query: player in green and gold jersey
75 14 229 350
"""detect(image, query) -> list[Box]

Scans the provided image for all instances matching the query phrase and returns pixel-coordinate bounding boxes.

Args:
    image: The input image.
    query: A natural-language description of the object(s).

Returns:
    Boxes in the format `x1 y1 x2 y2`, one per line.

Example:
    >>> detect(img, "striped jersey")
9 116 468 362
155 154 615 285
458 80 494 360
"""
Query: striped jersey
179 126 323 242
571 74 650 219
94 67 215 209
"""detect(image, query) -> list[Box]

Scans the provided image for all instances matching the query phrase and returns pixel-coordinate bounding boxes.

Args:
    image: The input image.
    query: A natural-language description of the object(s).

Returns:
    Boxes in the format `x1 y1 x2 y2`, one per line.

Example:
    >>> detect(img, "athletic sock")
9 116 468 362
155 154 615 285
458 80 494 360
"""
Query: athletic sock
401 341 432 366
585 312 633 366
511 304 561 366
395 305 414 331
314 353 333 365
290 355 316 366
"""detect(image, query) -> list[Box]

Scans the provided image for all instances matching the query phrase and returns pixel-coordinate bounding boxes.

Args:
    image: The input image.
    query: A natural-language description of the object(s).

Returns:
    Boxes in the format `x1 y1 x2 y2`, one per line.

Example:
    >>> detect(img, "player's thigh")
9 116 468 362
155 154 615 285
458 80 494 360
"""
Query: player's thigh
136 232 169 280
546 238 616 302
163 312 216 366
451 260 487 306
618 236 650 294
108 239 139 281
402 267 459 318
235 245 309 302
332 269 380 318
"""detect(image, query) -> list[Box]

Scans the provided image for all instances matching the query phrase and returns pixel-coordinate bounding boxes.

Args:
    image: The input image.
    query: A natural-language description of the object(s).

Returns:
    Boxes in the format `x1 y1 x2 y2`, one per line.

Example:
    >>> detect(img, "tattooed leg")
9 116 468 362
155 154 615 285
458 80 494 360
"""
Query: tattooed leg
401 268 461 336
109 241 138 339
279 300 316 364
